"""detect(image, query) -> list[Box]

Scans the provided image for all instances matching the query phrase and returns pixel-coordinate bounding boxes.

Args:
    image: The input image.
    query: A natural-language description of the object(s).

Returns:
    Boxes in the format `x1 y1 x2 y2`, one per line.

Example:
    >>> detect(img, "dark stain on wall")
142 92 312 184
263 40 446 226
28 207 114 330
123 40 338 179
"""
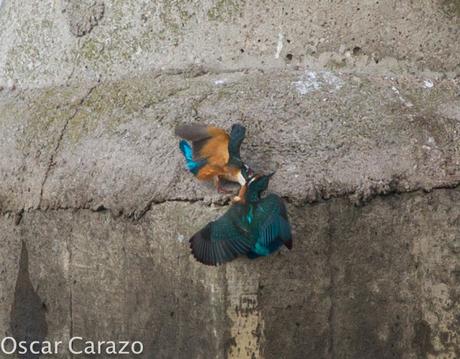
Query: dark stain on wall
413 320 434 358
10 241 48 358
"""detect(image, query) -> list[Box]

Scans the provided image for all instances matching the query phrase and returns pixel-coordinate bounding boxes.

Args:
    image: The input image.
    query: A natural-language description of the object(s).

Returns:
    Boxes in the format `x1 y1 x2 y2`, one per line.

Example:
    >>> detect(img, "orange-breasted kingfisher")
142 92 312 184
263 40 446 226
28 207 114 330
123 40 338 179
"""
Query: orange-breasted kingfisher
175 123 253 193
189 173 293 266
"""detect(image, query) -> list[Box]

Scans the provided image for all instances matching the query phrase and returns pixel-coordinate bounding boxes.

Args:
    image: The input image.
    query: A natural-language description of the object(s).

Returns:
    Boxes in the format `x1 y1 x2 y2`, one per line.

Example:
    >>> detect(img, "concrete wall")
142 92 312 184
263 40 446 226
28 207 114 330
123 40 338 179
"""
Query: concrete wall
0 0 459 358
1 0 459 88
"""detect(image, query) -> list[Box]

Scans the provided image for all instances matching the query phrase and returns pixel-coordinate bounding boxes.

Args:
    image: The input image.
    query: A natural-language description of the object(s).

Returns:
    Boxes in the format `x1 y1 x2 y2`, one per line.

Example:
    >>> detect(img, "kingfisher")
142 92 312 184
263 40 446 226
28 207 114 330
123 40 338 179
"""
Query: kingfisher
175 123 253 193
189 173 293 266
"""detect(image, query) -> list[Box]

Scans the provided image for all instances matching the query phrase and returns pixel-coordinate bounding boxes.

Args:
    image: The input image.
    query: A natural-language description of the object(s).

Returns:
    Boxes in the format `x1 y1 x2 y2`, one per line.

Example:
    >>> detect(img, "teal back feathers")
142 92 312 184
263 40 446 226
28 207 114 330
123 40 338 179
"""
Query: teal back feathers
245 193 292 259
189 173 292 266
179 140 206 175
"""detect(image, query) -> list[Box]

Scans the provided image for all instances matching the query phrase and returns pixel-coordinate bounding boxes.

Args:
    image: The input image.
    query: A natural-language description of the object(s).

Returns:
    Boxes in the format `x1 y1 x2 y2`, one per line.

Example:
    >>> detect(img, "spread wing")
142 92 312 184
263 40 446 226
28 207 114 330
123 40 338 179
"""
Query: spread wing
189 206 253 266
249 194 292 257
175 124 230 167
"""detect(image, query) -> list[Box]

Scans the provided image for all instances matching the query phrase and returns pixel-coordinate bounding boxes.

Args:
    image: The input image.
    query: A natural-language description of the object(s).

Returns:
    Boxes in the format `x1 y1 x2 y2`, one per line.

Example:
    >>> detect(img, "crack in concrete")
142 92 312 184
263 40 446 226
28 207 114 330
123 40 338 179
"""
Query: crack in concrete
131 196 231 221
65 222 75 358
161 65 250 79
14 208 24 226
191 93 212 120
284 179 460 206
37 83 99 209
1 181 459 222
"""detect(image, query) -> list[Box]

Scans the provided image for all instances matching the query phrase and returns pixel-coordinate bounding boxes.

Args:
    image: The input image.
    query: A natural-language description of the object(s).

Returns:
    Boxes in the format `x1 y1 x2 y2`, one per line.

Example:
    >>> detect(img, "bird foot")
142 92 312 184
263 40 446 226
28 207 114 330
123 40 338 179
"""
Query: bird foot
217 186 232 194
232 196 242 203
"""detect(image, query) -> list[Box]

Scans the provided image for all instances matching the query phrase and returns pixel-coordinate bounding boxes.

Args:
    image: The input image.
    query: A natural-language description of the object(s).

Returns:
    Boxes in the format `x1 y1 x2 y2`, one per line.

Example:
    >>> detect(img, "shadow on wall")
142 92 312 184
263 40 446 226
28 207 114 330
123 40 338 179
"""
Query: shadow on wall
10 241 48 359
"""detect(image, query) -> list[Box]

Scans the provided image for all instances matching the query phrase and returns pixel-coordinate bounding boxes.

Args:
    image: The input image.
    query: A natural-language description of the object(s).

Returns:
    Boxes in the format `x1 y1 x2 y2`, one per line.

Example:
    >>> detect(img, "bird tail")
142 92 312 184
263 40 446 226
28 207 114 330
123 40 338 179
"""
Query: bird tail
179 140 206 175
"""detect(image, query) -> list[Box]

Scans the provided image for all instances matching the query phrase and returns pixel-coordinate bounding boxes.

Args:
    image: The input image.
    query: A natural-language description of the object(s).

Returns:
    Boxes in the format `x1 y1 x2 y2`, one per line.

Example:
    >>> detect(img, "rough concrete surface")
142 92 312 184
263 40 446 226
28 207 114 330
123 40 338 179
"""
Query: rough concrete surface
0 0 459 358
0 0 459 88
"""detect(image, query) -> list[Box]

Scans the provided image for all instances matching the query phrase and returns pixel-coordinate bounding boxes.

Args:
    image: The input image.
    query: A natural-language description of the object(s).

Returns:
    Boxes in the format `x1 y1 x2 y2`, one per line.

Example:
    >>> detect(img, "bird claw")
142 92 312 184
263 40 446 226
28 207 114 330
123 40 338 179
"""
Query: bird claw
217 186 232 194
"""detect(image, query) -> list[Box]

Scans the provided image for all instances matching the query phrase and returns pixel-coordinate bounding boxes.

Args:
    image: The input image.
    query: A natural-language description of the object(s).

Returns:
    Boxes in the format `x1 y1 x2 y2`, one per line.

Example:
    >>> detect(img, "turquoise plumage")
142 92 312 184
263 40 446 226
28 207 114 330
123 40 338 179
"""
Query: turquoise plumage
179 140 206 175
189 173 292 266
175 123 252 194
245 193 292 259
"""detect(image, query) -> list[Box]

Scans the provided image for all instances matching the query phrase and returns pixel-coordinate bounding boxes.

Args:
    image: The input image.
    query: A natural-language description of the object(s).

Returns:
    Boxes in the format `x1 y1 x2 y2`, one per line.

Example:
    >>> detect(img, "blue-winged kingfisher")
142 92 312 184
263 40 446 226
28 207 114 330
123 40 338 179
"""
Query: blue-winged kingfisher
175 123 253 194
189 173 293 266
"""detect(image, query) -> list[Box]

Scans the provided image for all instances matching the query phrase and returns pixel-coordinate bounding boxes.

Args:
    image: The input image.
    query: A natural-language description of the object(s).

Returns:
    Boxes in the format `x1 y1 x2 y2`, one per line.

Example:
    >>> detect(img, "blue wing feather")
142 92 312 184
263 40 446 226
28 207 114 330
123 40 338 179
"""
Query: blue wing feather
179 140 206 175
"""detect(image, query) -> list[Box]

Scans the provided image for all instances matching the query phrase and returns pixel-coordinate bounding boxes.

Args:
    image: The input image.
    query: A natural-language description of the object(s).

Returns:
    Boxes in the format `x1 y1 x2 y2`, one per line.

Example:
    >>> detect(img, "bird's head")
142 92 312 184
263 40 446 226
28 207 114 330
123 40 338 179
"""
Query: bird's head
240 163 254 182
228 158 254 185
245 172 275 202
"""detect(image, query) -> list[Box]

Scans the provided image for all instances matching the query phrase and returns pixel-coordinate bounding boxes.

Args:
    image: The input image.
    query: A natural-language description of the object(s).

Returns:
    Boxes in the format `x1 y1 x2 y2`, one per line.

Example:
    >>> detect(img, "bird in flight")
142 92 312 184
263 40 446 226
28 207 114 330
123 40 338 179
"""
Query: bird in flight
189 172 293 266
175 123 253 194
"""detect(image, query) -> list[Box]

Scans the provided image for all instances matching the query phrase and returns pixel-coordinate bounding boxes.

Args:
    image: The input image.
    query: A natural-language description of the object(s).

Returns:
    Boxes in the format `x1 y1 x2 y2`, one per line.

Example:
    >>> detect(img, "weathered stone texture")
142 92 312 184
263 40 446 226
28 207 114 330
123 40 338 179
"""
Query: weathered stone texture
1 71 459 216
63 0 105 37
0 0 459 88
0 0 459 358
1 190 458 358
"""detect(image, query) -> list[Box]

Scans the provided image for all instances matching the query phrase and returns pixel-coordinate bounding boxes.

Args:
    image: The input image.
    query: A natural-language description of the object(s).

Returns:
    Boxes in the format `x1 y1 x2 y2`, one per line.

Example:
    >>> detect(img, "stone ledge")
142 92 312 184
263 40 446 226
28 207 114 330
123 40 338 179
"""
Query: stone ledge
0 69 459 217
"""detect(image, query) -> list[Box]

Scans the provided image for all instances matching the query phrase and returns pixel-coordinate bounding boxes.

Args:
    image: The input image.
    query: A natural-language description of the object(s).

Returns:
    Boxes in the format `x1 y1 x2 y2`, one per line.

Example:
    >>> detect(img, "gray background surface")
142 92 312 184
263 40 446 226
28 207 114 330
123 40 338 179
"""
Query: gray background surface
0 0 459 358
